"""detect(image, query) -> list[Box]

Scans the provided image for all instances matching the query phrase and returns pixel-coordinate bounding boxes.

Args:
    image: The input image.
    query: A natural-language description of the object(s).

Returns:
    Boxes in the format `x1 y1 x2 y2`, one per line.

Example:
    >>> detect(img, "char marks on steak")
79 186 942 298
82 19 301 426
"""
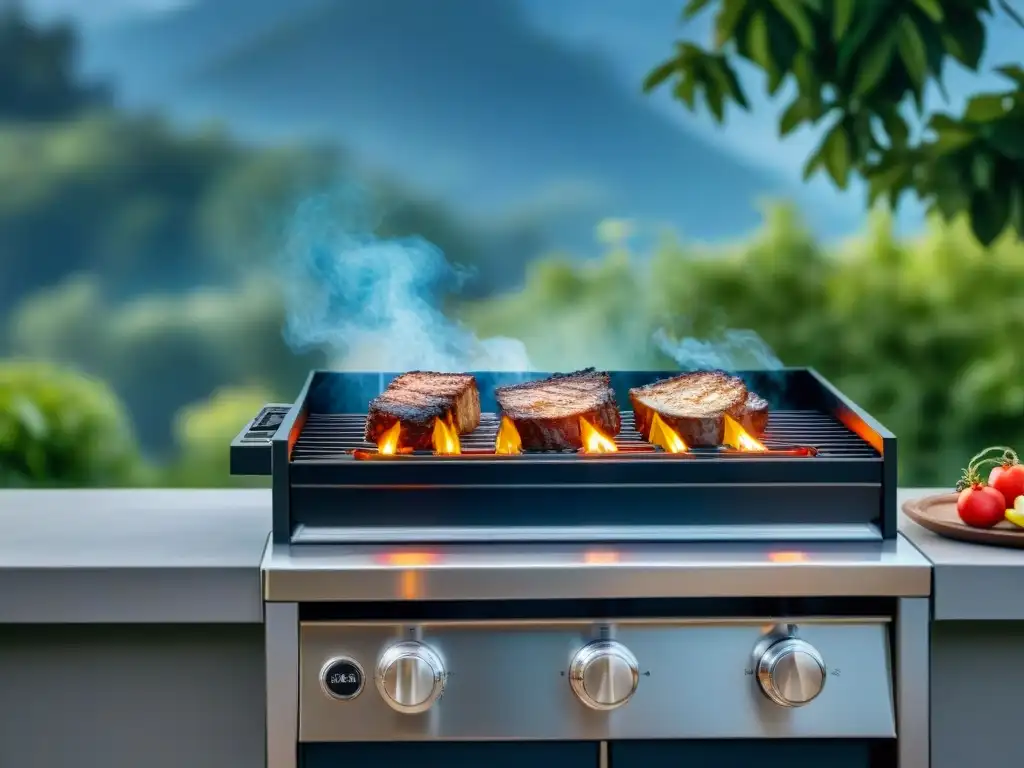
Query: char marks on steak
630 370 769 447
364 371 481 450
495 368 621 451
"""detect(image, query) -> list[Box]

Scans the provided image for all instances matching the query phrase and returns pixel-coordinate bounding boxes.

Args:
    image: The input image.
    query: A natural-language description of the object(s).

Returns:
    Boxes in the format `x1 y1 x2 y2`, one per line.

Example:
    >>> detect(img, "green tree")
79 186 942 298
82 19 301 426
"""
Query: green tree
643 0 1024 246
0 360 142 486
0 5 108 121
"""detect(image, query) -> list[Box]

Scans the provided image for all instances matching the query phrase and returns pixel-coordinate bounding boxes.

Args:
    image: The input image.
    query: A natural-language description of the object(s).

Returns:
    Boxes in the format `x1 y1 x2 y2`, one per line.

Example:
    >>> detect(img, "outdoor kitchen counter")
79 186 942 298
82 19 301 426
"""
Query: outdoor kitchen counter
0 487 1021 623
0 489 271 623
898 487 1024 621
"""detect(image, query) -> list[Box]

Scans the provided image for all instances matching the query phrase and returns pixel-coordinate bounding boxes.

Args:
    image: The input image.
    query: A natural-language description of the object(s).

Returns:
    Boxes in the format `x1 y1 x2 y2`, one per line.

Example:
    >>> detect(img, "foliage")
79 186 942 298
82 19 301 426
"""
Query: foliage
643 0 1024 246
0 360 141 487
163 387 273 488
464 206 1024 486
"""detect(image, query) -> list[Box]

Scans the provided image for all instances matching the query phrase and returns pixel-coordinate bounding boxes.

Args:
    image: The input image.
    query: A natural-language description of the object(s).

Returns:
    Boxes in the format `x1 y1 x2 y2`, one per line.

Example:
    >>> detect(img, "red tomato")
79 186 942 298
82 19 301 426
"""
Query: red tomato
989 463 1024 506
957 484 1008 528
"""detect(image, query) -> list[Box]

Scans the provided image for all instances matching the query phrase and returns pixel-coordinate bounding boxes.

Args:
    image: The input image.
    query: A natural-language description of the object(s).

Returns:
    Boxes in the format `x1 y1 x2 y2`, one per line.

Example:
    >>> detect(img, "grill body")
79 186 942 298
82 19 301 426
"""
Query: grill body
231 369 897 543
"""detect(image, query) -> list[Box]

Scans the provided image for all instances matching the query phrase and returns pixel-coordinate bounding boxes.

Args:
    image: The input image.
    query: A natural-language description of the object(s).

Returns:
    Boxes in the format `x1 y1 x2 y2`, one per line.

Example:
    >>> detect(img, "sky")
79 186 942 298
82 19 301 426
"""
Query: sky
23 0 1023 242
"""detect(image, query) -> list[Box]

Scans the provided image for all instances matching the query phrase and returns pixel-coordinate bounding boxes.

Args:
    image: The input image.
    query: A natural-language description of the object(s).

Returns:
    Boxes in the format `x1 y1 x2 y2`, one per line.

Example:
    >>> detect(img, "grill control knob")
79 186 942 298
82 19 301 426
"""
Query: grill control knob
569 640 640 710
375 641 446 714
756 637 826 707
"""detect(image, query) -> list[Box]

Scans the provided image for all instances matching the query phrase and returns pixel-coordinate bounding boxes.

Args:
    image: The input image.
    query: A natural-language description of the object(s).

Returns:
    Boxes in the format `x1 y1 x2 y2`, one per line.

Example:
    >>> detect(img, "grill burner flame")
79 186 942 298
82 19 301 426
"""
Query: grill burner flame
579 417 618 454
648 412 689 453
377 422 401 455
432 414 461 455
723 414 768 452
495 416 523 455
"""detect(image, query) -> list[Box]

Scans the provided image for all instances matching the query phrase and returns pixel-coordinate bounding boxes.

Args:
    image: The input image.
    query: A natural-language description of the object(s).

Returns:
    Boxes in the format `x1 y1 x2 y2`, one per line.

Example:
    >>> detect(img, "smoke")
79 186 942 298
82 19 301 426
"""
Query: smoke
278 187 532 372
652 328 783 371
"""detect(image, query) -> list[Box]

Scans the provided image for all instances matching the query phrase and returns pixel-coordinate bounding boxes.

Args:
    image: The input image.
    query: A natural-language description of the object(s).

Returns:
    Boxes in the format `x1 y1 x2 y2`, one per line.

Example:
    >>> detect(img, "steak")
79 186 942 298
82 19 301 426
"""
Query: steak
630 370 761 448
495 368 621 451
737 391 770 437
364 371 480 450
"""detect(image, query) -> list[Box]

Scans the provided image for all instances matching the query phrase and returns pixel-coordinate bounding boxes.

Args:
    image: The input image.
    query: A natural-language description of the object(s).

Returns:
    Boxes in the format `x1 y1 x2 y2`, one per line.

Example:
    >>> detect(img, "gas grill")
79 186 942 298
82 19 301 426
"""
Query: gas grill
233 368 897 544
239 368 929 768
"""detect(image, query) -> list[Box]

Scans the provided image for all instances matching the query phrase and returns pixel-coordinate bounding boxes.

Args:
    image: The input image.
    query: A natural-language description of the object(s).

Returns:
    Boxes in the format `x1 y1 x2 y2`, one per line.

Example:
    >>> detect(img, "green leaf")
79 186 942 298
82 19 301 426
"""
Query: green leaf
965 94 1012 123
822 121 853 188
867 162 912 206
642 59 679 93
969 188 1010 246
791 51 819 94
911 0 944 22
881 109 910 148
802 142 828 181
704 75 726 121
683 0 715 19
769 0 816 48
942 17 985 69
928 114 977 152
672 74 699 108
715 0 748 48
853 29 897 98
1009 185 1024 235
984 121 1024 160
746 11 774 72
995 64 1024 88
896 16 929 89
837 4 889 75
779 96 816 136
832 0 855 40
972 153 994 189
706 58 751 109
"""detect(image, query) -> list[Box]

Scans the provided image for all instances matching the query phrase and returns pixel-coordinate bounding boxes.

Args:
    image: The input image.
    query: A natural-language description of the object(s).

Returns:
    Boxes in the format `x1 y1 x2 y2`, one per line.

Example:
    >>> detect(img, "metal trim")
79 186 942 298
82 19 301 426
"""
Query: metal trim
266 602 298 768
291 522 883 545
897 597 929 768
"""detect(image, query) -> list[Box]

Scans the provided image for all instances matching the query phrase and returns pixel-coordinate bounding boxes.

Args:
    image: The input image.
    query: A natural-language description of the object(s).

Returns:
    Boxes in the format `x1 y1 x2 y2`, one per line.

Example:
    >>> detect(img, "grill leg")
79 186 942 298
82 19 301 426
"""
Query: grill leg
266 602 299 768
897 597 929 768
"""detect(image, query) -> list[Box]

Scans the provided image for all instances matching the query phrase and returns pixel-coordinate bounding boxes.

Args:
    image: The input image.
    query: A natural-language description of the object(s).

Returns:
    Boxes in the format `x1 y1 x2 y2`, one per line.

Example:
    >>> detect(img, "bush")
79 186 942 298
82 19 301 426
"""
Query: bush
0 360 142 486
463 206 1024 486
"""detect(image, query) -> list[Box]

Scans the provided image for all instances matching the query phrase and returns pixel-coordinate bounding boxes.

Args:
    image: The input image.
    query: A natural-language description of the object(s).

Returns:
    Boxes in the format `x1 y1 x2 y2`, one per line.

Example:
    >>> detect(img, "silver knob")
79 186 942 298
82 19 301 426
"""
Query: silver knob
569 640 640 710
375 641 446 714
756 637 826 707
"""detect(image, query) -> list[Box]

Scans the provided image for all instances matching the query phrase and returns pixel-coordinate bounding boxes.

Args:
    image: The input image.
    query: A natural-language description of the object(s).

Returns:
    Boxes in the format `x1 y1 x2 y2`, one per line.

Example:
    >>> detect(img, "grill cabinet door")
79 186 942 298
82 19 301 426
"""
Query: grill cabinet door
610 739 882 768
301 741 599 768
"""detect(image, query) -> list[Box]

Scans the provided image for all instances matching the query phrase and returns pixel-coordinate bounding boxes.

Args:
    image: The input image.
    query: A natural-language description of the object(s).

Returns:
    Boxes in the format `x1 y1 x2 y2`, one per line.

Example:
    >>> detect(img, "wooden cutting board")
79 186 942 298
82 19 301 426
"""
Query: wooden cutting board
902 492 1024 548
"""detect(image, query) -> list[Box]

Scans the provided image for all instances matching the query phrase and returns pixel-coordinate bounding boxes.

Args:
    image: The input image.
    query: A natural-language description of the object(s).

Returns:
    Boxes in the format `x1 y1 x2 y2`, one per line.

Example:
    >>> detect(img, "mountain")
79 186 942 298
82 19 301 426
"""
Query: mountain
78 0 800 248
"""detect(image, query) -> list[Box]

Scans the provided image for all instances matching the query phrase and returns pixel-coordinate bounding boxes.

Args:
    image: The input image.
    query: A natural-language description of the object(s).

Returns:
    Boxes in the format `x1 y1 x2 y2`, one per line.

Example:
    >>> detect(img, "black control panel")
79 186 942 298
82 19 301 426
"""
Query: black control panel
229 404 292 476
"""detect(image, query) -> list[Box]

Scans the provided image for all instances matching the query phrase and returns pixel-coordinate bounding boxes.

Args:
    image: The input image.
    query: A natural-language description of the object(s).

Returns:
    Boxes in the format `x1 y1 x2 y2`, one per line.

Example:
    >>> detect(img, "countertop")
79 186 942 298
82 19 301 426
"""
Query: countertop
0 489 270 623
897 487 1024 621
0 487 1021 624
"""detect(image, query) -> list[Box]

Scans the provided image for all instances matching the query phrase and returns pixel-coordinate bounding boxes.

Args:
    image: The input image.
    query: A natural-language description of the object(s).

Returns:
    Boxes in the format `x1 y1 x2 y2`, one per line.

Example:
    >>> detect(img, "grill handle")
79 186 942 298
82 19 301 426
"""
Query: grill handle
229 403 292 476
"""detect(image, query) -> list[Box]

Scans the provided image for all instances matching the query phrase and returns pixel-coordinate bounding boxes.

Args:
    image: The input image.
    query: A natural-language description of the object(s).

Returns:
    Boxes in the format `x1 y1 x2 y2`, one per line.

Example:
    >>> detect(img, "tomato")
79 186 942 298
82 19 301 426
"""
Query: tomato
989 463 1024 506
957 484 1007 528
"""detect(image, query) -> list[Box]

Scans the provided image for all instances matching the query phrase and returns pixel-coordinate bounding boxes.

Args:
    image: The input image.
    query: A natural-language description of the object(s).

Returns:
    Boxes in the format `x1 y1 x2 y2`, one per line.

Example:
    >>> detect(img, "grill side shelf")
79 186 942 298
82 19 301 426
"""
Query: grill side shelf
230 403 294 476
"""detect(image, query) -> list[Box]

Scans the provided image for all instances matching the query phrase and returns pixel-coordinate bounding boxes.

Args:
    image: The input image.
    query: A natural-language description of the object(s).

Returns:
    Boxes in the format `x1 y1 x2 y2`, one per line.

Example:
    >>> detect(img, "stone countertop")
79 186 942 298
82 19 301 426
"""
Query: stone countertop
0 489 271 624
1 487 1022 624
898 487 1024 621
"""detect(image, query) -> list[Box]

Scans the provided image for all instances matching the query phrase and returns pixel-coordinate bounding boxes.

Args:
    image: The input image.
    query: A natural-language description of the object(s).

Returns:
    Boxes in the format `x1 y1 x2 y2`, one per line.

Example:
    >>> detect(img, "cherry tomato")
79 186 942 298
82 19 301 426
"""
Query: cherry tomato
989 463 1024 506
957 484 1008 528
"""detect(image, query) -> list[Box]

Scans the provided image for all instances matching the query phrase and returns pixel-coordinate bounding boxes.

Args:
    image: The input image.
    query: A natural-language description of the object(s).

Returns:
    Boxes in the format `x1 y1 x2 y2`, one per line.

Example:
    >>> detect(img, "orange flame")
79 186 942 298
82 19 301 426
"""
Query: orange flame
495 416 523 455
723 414 767 452
649 412 688 453
432 413 461 455
579 417 618 453
377 421 401 455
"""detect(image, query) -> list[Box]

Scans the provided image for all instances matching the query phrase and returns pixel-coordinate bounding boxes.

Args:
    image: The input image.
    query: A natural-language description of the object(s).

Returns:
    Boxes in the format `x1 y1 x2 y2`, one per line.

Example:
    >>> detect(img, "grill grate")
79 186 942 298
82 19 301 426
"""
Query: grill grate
290 411 877 461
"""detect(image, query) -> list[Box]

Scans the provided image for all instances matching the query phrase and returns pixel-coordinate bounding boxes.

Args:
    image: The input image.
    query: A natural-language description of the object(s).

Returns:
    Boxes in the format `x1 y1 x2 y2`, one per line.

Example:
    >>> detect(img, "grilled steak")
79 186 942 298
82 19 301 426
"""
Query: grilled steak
364 371 480 450
495 368 621 451
736 391 770 437
630 370 756 447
